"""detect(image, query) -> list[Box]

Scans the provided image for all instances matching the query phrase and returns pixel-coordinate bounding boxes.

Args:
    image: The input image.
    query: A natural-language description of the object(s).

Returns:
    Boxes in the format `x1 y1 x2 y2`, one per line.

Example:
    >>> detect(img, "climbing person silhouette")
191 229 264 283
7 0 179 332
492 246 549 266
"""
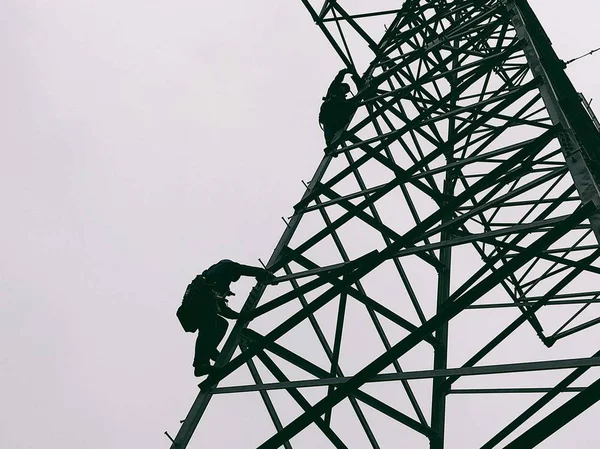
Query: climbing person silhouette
319 68 359 147
176 259 273 377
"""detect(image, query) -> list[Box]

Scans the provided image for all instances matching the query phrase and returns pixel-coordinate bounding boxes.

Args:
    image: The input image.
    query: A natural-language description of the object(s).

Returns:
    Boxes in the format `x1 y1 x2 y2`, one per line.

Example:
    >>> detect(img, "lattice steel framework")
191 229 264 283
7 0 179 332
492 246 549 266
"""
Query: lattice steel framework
169 1 600 447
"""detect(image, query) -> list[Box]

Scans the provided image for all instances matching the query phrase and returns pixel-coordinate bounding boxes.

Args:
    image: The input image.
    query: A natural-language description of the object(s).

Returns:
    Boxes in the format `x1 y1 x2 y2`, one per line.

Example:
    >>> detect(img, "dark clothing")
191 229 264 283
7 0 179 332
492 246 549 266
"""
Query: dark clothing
178 260 269 369
319 70 358 146
320 97 357 145
202 259 266 296
325 69 350 98
192 291 229 367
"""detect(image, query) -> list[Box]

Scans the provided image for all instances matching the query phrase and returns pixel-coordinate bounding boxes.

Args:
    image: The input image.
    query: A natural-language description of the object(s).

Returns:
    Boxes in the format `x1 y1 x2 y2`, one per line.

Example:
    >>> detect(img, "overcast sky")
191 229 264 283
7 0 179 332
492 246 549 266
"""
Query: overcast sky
2 1 600 448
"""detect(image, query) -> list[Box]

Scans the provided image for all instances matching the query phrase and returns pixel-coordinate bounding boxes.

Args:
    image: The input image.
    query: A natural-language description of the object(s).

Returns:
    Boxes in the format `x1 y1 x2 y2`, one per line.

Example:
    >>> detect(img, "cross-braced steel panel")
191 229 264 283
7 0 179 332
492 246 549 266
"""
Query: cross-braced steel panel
170 1 600 448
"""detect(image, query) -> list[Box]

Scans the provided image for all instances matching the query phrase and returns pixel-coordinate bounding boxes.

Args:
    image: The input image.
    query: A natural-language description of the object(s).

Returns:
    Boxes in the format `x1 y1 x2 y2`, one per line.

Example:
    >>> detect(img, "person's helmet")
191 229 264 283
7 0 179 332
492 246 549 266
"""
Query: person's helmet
340 83 351 94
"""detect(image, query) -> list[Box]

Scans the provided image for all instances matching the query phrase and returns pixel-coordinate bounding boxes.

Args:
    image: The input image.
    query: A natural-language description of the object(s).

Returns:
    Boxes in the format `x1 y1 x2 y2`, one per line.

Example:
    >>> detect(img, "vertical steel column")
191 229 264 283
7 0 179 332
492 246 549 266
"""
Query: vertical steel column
506 0 600 241
430 172 455 449
430 28 459 445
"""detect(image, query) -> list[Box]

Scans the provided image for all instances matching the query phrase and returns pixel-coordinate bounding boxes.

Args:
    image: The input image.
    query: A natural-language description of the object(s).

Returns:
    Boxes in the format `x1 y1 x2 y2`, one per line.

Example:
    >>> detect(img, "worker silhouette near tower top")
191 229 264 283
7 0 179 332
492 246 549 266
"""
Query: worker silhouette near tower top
176 259 273 377
319 68 360 147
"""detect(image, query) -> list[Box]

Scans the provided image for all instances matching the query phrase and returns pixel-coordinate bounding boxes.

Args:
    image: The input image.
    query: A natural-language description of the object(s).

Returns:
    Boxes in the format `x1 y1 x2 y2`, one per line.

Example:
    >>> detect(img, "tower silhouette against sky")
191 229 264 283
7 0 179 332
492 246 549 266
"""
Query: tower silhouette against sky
169 1 600 447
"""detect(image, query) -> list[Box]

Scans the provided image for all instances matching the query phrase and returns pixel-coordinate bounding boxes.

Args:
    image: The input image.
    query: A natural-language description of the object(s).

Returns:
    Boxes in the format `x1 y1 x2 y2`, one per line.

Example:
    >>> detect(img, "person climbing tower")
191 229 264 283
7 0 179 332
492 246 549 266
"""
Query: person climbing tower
176 259 273 377
319 68 359 147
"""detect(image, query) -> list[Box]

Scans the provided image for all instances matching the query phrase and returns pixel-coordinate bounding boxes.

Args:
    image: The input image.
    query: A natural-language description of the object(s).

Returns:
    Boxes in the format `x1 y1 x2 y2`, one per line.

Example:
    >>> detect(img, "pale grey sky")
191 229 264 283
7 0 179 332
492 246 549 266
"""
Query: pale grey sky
1 1 600 448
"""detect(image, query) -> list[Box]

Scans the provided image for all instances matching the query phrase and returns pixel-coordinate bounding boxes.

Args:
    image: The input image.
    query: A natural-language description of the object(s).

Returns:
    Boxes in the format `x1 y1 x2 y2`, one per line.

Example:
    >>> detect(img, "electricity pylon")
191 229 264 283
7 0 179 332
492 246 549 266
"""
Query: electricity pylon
169 1 600 447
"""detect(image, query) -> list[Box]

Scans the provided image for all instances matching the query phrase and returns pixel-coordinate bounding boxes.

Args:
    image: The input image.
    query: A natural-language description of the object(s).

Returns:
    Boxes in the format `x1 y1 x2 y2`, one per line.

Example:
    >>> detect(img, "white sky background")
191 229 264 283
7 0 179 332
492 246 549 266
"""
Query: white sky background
1 1 600 448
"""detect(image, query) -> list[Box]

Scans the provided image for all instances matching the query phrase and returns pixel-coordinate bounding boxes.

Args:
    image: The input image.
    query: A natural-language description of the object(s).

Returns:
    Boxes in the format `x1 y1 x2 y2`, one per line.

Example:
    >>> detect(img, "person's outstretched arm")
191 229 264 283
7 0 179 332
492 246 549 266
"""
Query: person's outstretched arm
217 299 241 319
238 264 275 283
325 68 351 98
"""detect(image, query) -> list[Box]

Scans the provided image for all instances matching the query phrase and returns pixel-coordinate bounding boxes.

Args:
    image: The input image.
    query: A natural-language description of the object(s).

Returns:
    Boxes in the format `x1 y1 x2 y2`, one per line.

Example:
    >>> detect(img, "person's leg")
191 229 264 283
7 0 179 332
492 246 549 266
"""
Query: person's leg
193 301 217 375
193 316 231 376
215 317 229 349
209 317 229 361
193 326 212 367
324 126 334 145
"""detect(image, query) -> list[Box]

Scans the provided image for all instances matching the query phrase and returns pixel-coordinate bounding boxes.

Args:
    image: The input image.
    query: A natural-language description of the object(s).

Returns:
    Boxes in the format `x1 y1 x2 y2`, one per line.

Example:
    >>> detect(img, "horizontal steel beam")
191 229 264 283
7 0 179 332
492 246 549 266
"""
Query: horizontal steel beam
450 387 586 394
393 215 567 258
468 297 600 309
210 356 600 395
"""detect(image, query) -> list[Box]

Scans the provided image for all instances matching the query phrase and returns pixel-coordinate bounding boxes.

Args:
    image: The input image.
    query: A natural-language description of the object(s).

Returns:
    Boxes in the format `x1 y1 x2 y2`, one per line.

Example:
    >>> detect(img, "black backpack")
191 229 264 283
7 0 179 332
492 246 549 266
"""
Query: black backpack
176 276 211 332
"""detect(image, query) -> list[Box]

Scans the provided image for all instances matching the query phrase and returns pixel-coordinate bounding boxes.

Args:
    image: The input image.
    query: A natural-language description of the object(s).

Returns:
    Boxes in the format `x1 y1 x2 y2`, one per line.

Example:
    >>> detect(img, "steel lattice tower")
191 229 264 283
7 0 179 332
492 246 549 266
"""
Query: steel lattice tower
169 1 600 447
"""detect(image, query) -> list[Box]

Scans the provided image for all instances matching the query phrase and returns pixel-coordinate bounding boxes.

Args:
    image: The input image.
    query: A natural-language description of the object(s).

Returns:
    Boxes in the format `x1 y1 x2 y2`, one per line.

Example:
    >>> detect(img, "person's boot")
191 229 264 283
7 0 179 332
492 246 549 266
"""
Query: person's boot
194 362 213 377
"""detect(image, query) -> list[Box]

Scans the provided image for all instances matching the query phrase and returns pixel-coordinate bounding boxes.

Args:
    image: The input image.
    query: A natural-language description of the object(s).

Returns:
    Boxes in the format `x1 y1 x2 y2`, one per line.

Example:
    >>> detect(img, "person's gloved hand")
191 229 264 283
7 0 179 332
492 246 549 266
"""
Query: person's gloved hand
255 269 276 284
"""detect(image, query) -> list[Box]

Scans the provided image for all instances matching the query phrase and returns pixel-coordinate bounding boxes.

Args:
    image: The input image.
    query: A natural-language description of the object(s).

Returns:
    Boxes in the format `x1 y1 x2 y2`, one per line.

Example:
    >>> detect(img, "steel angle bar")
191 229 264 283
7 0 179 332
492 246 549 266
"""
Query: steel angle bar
290 180 401 257
320 8 405 23
325 290 346 426
296 183 389 215
329 7 356 69
336 59 534 162
340 32 526 148
554 316 600 341
414 167 568 257
317 184 444 270
503 375 600 449
376 15 507 75
528 291 600 301
441 5 508 44
508 0 600 241
241 346 293 449
331 137 447 202
482 348 600 449
243 329 330 378
393 215 567 258
541 245 600 255
410 137 539 181
287 252 440 347
468 297 600 309
248 271 336 320
269 261 350 284
316 0 333 21
440 248 600 392
246 335 434 441
211 356 600 395
350 390 436 439
378 1 468 56
360 107 431 324
332 104 544 223
280 266 380 447
551 301 594 340
255 200 597 449
456 197 579 210
418 84 539 127
299 0 353 68
312 184 431 426
364 39 509 106
465 182 577 267
255 350 351 449
443 106 557 174
309 186 429 424
250 250 377 320
453 228 600 277
328 2 378 50
450 388 587 394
